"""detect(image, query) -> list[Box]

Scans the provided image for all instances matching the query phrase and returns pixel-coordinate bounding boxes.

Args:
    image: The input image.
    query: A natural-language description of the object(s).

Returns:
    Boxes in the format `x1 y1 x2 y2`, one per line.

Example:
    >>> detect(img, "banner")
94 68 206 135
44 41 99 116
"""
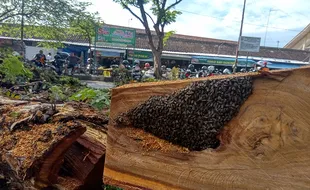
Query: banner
95 26 136 47
127 50 153 59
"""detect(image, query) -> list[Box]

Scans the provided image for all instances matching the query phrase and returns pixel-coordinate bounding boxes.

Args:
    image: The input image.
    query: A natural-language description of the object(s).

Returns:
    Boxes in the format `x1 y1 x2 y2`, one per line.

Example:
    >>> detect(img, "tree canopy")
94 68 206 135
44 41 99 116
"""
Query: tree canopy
69 11 103 48
0 0 100 48
114 0 183 78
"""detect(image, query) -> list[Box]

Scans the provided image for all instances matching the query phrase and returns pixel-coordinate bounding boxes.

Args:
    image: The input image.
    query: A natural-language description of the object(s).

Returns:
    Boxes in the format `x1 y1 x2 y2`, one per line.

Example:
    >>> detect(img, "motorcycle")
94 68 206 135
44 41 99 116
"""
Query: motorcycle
185 69 197 79
142 68 155 80
131 65 142 82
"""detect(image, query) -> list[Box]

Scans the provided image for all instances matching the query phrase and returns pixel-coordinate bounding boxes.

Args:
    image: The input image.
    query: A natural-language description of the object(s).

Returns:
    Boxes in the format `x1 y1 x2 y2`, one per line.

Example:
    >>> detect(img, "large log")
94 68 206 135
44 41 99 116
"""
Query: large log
0 99 108 189
104 67 310 189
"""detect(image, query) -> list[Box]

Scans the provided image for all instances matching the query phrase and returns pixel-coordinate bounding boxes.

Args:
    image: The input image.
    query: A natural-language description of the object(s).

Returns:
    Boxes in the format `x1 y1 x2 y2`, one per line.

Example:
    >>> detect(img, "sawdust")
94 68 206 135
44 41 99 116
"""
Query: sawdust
123 127 189 153
0 122 74 178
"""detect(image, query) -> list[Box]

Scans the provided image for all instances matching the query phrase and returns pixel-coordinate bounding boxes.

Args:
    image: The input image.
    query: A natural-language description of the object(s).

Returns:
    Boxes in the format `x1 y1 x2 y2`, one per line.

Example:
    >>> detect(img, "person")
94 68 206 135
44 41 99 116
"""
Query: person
67 52 80 75
187 64 196 73
33 50 46 67
46 53 52 63
260 61 270 72
144 63 151 70
54 52 63 75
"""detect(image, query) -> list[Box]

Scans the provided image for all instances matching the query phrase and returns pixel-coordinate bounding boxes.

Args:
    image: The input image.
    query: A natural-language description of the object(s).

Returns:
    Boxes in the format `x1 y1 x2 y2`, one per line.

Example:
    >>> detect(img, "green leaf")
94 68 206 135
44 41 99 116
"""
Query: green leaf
163 30 176 47
0 55 33 84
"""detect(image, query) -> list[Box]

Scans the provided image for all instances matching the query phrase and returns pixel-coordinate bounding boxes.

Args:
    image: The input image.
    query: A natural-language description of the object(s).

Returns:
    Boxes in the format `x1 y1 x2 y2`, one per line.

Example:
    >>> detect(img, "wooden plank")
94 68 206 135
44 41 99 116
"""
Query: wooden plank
104 67 310 189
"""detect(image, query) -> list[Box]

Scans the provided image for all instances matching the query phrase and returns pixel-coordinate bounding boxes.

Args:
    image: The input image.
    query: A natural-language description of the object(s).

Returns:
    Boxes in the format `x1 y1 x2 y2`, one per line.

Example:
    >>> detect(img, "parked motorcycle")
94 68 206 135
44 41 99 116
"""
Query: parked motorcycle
131 64 142 81
196 66 209 78
222 68 232 75
185 64 197 78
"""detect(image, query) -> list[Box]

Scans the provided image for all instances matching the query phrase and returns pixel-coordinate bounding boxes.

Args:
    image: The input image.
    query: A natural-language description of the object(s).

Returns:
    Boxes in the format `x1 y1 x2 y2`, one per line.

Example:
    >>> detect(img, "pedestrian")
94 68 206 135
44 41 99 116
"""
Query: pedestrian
46 53 52 64
67 52 80 75
54 52 63 75
32 50 46 67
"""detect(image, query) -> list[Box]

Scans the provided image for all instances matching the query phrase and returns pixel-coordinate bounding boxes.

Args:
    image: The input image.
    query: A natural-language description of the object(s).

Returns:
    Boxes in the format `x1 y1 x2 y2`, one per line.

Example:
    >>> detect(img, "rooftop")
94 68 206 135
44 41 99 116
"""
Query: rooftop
1 23 309 62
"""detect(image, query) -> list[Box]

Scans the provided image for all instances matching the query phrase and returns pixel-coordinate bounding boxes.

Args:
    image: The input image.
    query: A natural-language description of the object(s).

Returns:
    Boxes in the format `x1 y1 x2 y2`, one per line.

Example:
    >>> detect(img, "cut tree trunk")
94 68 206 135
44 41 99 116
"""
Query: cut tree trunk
0 99 108 190
104 67 310 189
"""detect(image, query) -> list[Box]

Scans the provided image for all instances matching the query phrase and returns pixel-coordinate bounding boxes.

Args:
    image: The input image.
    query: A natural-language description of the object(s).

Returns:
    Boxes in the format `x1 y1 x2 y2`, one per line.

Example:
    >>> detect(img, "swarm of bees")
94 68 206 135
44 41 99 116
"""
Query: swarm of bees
119 77 253 151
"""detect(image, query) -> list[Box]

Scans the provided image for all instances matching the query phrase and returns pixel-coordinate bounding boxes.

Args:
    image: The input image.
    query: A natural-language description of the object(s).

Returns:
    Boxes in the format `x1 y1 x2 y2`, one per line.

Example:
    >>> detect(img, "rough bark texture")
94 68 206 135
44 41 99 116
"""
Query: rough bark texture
152 51 162 78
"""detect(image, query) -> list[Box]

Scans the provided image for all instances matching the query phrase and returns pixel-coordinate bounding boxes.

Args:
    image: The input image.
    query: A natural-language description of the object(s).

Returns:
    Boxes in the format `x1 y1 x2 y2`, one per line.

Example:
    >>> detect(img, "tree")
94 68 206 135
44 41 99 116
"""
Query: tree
69 11 103 56
114 0 182 78
0 0 99 48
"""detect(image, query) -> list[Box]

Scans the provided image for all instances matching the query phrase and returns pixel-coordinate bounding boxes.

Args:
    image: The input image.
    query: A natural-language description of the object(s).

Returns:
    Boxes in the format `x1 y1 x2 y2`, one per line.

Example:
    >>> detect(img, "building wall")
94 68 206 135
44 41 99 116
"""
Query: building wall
289 32 310 50
25 46 58 60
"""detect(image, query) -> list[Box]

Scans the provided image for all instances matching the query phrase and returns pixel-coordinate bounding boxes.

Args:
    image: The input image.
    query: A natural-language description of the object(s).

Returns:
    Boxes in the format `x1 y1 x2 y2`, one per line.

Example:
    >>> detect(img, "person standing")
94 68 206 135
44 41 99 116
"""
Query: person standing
67 52 80 75
46 53 52 64
33 50 46 67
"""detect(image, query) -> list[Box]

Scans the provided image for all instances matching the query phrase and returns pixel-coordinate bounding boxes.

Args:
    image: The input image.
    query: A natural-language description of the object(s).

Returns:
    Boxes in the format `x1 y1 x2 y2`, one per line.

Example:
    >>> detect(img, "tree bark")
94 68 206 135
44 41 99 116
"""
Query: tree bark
153 50 162 79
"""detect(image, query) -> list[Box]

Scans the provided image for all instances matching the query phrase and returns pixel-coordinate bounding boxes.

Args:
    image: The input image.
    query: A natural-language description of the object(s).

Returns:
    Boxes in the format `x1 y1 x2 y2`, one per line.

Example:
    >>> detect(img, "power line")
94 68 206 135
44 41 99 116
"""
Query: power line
177 9 303 32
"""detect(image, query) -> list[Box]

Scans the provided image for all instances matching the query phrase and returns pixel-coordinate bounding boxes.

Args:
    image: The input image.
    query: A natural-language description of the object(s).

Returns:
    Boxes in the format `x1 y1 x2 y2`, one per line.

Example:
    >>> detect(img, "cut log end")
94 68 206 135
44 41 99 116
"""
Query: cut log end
105 67 310 189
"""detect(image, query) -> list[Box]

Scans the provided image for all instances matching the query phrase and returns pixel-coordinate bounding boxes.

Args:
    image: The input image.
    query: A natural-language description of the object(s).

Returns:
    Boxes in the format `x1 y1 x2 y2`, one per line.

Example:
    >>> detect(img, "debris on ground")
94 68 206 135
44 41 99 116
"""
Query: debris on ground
0 96 108 189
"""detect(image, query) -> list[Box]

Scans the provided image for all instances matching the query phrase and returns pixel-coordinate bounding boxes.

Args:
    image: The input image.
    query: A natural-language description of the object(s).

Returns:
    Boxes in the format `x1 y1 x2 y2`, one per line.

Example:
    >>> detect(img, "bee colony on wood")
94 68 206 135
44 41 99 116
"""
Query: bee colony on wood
117 77 253 151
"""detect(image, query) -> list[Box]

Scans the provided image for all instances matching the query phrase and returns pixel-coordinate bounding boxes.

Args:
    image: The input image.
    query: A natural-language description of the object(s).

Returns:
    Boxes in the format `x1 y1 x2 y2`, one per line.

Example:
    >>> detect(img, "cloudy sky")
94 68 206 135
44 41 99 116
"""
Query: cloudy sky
86 0 309 48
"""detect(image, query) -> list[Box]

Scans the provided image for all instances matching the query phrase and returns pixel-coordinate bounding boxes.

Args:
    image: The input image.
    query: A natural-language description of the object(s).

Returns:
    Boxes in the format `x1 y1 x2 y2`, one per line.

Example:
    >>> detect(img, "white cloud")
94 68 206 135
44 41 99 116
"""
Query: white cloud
85 0 310 47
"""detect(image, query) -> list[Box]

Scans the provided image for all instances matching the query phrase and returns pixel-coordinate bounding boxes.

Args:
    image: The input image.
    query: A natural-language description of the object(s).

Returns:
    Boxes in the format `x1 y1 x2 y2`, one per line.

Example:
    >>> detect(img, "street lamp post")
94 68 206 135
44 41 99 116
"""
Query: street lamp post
233 0 247 73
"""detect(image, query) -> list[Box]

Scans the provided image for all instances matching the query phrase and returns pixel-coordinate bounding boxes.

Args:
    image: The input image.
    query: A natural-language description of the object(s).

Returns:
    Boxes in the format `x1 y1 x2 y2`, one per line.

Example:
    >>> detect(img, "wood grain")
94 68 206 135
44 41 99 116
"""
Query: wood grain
104 67 310 190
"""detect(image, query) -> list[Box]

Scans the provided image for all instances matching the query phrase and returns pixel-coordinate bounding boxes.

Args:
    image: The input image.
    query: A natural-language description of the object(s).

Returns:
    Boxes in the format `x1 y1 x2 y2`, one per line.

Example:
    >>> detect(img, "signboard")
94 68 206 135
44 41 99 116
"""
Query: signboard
127 50 153 59
238 36 261 52
191 57 255 67
95 26 136 47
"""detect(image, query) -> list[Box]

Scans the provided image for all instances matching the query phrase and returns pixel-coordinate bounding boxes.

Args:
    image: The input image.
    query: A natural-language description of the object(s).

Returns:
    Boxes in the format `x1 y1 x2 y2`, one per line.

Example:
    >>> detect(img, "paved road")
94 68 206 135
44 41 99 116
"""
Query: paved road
82 80 115 89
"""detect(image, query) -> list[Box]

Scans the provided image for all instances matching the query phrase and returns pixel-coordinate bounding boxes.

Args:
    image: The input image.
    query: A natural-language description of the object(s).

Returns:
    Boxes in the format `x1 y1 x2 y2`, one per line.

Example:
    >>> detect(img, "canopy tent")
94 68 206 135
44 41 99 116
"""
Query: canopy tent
62 44 89 63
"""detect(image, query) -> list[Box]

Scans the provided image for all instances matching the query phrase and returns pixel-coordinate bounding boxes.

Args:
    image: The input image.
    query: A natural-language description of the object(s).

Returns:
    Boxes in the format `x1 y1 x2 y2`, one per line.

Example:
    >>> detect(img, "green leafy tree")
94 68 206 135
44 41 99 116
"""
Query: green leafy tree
113 0 183 78
69 11 103 53
0 0 99 48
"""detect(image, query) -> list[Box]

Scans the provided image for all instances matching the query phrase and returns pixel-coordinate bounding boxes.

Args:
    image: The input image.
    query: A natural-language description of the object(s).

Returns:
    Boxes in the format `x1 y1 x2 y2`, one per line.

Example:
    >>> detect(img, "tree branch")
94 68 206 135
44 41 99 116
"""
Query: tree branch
137 0 156 51
145 12 155 25
165 0 182 11
119 0 144 25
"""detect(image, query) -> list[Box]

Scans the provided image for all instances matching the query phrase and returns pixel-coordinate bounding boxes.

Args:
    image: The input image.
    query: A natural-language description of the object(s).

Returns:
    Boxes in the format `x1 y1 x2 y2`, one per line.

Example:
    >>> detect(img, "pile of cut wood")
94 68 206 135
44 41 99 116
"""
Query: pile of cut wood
0 96 108 190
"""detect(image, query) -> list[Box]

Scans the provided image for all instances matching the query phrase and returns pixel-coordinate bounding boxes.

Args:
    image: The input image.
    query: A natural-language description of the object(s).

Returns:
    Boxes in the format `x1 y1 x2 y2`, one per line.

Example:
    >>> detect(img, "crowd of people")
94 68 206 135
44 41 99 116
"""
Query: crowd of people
32 50 82 75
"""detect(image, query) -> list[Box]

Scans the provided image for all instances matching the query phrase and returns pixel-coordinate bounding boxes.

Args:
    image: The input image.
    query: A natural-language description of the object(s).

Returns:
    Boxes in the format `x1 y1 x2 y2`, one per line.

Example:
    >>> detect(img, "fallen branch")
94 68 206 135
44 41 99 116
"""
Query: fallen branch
9 115 33 132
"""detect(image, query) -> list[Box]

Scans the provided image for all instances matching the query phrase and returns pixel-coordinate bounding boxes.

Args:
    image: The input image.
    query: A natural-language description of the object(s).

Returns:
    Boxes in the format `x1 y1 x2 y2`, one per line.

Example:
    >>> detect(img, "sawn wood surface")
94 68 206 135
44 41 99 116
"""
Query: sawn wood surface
104 67 310 190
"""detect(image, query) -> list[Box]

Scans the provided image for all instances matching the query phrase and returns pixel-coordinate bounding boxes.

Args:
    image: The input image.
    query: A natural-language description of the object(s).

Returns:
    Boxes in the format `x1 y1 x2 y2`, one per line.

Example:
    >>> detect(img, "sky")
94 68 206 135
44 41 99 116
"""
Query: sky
85 0 310 48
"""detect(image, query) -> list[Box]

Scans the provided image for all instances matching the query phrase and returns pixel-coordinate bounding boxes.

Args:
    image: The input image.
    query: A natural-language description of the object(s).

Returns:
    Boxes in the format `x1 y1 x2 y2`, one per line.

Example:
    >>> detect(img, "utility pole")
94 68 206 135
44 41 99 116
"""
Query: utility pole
277 40 279 48
21 0 25 57
264 9 278 47
233 0 246 73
